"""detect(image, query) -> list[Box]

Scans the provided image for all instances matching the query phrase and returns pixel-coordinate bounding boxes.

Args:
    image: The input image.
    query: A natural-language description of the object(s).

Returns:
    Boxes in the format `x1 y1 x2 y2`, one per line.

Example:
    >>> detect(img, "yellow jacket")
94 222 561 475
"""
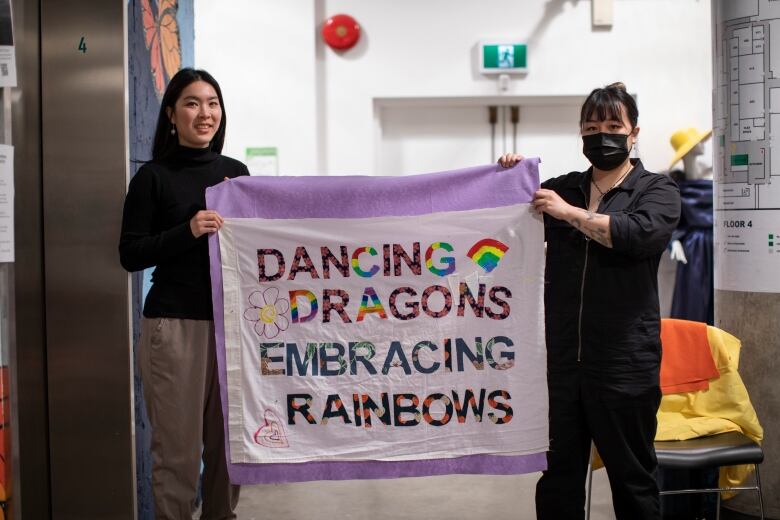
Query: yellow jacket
656 325 763 490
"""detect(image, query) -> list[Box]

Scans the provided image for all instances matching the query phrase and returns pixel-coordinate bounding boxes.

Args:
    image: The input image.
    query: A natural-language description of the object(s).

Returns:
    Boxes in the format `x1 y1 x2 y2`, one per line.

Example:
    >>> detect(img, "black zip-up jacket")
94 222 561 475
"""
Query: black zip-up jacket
541 159 681 405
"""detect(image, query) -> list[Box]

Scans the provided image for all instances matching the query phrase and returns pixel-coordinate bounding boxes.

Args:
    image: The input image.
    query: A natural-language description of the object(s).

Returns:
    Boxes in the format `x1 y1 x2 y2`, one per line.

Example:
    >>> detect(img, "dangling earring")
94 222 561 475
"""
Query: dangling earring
170 124 176 135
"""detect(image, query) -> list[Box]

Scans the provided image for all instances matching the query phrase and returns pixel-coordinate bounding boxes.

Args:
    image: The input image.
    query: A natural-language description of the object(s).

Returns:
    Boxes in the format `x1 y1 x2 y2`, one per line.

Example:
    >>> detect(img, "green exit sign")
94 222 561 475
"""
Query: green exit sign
480 42 527 74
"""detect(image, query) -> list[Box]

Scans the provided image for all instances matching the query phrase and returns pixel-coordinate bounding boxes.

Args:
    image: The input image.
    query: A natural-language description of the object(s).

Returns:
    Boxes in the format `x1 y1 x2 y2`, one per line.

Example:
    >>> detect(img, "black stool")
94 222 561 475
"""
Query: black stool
654 431 764 520
585 432 764 520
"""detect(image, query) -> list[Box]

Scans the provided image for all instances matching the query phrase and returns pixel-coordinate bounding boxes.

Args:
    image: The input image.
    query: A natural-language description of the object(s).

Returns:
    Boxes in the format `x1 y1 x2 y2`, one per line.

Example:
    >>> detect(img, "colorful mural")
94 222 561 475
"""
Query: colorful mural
141 0 181 99
128 1 193 517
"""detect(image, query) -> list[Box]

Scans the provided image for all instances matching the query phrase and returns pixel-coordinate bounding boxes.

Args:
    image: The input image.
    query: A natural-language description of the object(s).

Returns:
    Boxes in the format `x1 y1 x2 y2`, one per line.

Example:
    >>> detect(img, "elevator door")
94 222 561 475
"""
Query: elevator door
38 0 136 517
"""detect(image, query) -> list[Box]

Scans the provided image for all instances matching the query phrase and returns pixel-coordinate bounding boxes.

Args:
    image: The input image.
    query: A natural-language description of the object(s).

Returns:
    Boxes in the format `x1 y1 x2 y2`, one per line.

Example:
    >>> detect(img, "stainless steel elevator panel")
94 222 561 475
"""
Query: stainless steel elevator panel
12 0 51 517
41 0 135 518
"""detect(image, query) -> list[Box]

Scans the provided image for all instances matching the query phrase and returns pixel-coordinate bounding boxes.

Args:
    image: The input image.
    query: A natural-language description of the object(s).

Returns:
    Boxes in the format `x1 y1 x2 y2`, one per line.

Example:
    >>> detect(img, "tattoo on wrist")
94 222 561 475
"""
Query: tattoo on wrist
590 229 611 246
566 209 613 247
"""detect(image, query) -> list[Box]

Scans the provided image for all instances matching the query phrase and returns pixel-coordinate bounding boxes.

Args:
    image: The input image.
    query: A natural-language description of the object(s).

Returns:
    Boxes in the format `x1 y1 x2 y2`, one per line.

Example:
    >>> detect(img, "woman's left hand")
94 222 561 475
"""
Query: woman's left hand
497 153 525 168
532 189 575 220
189 210 224 238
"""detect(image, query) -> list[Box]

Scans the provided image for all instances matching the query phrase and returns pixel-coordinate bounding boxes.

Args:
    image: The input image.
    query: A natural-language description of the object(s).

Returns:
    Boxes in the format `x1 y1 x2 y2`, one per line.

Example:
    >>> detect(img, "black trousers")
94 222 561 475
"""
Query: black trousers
536 388 661 520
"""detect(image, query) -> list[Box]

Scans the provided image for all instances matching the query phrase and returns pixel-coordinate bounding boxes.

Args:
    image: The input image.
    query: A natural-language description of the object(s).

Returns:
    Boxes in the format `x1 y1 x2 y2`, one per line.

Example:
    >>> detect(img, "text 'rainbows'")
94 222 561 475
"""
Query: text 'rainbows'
467 239 509 273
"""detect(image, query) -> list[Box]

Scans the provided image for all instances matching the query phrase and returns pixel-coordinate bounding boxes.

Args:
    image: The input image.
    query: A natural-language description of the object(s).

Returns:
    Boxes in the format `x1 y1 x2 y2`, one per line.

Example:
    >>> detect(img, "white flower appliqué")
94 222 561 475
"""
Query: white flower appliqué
243 287 290 339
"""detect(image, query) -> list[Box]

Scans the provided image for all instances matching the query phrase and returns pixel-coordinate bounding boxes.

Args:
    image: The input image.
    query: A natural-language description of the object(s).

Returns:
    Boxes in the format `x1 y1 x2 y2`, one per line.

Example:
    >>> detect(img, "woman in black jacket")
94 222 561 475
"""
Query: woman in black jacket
499 82 680 520
120 68 248 519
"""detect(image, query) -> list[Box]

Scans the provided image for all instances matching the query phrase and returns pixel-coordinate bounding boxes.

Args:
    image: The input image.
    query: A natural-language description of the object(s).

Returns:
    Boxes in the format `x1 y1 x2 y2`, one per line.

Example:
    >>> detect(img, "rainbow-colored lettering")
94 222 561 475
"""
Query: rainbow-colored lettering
425 242 455 276
356 287 388 321
467 238 509 273
351 247 380 277
290 290 318 323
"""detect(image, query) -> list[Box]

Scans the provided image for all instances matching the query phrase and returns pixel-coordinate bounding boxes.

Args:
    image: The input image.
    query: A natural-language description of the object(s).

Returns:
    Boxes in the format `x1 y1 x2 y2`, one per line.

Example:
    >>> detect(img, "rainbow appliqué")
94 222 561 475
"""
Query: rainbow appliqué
467 238 509 273
290 290 318 323
425 242 455 277
351 246 379 277
357 287 387 321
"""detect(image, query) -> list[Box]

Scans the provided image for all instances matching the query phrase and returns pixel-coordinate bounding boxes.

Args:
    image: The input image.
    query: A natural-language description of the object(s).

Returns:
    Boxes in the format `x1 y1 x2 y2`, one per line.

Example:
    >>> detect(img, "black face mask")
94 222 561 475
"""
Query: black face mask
582 132 631 171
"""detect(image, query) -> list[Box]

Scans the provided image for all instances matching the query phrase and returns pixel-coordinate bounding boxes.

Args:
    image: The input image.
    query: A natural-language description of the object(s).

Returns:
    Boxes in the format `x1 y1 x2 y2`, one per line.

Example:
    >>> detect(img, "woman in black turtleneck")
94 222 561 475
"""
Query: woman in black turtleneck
120 68 247 520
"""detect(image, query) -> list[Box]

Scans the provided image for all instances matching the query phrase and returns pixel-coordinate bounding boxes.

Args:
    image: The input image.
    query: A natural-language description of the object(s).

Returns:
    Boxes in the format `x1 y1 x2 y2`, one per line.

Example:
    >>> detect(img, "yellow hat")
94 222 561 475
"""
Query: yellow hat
669 127 712 168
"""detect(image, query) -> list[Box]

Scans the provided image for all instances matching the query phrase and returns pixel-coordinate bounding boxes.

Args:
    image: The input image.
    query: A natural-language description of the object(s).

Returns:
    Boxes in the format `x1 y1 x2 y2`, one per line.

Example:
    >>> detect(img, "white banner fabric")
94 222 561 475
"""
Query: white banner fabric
218 203 547 465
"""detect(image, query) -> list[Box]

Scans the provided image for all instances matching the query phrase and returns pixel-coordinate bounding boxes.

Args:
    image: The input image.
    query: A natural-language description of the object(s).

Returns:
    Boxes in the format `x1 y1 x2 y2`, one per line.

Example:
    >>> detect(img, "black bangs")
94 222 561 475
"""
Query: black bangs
581 94 625 124
579 84 639 129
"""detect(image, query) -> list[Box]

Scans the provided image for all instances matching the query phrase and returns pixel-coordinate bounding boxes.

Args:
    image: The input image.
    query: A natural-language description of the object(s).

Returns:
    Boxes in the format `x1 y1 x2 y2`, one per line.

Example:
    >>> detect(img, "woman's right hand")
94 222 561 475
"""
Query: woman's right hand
190 210 224 238
497 153 525 168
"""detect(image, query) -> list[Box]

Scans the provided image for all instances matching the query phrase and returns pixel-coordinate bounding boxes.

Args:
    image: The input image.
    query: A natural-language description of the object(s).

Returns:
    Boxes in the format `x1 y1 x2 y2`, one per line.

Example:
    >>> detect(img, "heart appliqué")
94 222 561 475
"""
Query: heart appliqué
254 410 289 448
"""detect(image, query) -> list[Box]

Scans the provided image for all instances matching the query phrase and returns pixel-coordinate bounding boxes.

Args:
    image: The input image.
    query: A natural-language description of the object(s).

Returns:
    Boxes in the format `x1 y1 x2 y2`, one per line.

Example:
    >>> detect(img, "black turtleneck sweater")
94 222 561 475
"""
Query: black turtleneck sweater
119 145 249 319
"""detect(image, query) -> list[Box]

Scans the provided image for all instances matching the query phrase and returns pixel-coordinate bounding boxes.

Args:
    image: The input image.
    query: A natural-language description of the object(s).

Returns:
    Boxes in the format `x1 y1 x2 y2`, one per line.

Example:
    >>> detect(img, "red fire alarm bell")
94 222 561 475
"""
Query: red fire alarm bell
322 14 360 51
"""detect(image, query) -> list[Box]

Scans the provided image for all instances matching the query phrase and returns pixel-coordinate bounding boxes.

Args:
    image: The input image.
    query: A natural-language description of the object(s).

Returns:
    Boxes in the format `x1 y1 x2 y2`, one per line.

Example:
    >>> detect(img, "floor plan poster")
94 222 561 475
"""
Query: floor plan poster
714 0 780 292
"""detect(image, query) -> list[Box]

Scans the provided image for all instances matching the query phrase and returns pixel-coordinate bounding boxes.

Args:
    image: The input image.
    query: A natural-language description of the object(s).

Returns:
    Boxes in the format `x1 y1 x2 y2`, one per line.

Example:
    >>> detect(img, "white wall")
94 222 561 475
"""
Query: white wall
376 100 584 179
194 0 320 173
195 0 712 177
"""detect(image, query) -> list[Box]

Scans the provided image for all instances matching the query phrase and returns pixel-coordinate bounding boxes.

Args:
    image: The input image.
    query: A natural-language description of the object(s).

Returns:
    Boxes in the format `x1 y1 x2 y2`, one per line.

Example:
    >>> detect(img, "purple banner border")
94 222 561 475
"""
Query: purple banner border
207 160 547 484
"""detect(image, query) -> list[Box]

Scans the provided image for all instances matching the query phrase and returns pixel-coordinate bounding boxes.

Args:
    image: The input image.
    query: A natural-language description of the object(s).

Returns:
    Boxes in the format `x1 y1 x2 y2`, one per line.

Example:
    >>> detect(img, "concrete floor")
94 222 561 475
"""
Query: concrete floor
232 469 618 520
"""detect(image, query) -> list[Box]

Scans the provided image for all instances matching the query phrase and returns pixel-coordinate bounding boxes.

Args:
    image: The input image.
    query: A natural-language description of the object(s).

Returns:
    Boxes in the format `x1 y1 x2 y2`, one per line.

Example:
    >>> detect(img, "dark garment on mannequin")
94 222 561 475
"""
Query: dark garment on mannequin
670 179 714 324
537 159 681 520
665 179 716 517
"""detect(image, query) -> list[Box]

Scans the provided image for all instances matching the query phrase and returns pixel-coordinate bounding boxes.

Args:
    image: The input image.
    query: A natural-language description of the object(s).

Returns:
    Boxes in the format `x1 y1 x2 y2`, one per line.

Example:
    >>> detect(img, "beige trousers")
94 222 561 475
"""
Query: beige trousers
138 317 240 520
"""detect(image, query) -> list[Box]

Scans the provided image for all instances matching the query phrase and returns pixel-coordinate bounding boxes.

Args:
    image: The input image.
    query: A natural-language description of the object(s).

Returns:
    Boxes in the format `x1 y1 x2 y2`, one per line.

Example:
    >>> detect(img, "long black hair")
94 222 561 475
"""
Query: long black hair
151 68 227 160
579 82 638 130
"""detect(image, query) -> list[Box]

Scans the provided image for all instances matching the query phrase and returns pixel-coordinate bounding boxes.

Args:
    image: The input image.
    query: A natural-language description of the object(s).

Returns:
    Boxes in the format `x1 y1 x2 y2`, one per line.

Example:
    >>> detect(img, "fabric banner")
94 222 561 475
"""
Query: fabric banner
207 160 548 485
